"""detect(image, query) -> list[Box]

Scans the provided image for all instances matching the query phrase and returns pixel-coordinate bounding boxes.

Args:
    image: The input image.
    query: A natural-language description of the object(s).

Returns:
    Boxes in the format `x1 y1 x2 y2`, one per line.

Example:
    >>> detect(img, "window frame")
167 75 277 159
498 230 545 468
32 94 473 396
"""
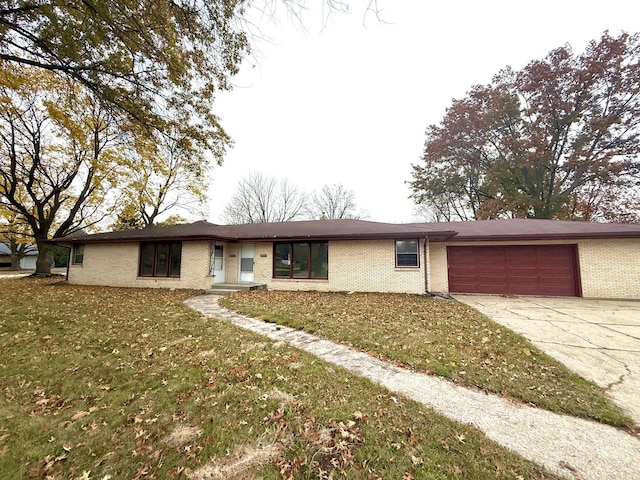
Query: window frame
273 241 328 280
138 241 182 278
72 244 84 265
395 239 420 268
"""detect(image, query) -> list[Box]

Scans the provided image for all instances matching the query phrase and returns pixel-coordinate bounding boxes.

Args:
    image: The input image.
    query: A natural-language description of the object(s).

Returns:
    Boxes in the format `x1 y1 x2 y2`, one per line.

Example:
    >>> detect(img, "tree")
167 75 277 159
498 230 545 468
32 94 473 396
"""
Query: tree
0 0 250 161
308 183 365 219
0 64 122 274
0 1 377 161
0 207 34 270
112 128 209 229
222 171 308 224
409 32 640 221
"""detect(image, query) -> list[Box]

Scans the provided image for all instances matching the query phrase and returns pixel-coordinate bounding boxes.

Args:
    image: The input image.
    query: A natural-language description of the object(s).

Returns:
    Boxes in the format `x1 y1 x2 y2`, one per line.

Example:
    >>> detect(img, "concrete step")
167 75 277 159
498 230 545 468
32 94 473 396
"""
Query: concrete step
205 283 266 295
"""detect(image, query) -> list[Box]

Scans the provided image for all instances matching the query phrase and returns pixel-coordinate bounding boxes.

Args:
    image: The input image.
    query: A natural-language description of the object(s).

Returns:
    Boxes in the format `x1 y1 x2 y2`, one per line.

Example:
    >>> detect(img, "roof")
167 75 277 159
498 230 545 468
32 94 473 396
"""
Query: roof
420 219 640 241
57 218 640 245
0 243 38 255
59 219 457 244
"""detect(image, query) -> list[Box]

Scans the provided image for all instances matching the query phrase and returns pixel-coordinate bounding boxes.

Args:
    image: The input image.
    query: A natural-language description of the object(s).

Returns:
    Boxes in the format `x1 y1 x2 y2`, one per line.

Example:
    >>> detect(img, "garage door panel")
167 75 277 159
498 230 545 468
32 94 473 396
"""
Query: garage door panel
508 275 540 284
507 266 538 275
447 245 580 297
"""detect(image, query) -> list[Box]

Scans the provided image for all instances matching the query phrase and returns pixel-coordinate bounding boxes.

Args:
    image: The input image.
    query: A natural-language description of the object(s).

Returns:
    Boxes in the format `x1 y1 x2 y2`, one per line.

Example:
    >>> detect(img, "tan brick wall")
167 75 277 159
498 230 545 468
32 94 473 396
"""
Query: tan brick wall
428 239 640 299
577 239 640 298
71 237 640 298
68 241 213 290
225 243 240 283
253 243 272 283
253 240 426 294
427 241 448 293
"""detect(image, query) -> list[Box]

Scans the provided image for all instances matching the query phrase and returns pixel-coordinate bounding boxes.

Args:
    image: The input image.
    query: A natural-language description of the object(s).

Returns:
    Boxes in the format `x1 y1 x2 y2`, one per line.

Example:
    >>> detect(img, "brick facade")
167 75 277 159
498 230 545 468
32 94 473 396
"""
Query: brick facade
250 239 426 294
577 238 640 298
67 241 213 290
67 237 640 299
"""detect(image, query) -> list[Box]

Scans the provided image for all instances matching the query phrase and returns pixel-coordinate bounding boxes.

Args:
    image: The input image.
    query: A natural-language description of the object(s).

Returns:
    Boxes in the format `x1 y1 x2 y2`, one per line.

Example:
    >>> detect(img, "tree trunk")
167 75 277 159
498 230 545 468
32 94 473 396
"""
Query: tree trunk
9 254 21 270
9 239 22 270
34 239 53 275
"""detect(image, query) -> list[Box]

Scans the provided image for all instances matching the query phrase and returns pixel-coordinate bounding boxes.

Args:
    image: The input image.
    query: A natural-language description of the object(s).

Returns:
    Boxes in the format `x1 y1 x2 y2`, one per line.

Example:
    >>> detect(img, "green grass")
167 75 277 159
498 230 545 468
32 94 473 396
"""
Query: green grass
0 277 562 479
221 290 634 428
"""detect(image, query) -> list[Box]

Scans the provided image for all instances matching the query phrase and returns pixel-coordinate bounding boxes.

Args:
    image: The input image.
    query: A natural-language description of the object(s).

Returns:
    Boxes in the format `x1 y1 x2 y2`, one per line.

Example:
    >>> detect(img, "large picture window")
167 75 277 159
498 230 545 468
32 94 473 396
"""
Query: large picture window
274 242 328 279
139 242 182 277
396 239 419 267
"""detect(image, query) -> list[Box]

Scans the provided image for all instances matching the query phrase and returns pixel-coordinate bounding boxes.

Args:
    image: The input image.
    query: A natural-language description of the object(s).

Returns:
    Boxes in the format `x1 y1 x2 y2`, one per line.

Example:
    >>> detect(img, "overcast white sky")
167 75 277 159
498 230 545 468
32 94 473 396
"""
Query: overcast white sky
206 0 640 224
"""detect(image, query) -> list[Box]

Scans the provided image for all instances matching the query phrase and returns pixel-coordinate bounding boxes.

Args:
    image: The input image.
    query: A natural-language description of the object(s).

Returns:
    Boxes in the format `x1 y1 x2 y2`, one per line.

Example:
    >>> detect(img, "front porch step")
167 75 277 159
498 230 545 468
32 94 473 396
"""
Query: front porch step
205 283 267 295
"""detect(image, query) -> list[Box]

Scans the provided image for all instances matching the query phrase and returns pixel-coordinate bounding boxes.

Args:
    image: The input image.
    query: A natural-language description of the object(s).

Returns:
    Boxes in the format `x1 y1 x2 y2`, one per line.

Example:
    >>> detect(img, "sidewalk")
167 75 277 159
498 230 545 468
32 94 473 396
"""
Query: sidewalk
184 294 640 480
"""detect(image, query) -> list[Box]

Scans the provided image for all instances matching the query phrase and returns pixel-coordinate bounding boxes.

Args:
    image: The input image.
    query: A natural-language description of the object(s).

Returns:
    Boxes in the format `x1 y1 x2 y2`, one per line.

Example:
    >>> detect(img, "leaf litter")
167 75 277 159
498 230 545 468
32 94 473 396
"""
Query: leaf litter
0 278 562 479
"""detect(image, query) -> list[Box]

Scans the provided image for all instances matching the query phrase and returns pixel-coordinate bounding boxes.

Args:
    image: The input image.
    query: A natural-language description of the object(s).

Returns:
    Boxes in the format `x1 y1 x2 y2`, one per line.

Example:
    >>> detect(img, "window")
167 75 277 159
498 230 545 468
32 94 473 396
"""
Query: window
396 240 419 267
72 245 84 265
139 242 182 277
213 245 223 271
274 242 328 279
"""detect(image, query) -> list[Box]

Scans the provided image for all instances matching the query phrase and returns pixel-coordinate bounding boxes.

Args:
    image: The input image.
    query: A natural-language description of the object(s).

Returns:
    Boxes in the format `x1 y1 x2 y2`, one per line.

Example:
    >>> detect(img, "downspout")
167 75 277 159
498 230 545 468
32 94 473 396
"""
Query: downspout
423 236 430 295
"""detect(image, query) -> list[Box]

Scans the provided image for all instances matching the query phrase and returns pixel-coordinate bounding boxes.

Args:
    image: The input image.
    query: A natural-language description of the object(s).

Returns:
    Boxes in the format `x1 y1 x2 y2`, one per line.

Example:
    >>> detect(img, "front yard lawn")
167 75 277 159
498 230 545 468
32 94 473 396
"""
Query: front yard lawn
221 290 633 428
0 278 560 479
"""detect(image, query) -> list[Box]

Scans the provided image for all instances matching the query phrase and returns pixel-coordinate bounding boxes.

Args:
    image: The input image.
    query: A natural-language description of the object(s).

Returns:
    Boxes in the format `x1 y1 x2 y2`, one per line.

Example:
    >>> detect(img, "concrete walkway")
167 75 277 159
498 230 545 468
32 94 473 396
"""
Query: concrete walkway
184 295 640 480
454 295 640 425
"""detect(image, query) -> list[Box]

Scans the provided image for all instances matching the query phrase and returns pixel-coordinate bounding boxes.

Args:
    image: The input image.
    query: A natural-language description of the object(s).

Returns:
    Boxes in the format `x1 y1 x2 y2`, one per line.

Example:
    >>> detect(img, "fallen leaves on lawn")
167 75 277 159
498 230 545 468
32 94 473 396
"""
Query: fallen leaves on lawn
221 290 631 426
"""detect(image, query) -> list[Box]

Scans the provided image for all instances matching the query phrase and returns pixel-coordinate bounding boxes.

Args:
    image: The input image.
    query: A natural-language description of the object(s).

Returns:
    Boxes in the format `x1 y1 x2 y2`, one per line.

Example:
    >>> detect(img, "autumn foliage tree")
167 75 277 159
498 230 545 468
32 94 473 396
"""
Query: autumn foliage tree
409 32 640 222
0 0 249 162
0 206 35 269
0 64 122 274
112 127 210 229
0 1 369 163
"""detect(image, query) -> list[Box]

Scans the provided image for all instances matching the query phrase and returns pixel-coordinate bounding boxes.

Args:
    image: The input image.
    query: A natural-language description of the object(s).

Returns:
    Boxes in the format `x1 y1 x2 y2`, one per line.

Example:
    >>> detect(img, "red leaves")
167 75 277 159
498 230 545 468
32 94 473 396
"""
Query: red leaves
410 31 640 221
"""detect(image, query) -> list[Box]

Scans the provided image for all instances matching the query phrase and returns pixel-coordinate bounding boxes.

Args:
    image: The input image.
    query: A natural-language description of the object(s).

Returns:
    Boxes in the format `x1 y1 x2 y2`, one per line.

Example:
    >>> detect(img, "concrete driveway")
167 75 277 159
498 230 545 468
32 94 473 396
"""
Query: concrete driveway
454 295 640 426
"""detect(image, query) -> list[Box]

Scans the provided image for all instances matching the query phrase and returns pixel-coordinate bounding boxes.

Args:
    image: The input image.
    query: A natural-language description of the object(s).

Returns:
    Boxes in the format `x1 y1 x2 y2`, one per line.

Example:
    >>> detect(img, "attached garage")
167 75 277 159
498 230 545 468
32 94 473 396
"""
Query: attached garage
447 244 581 297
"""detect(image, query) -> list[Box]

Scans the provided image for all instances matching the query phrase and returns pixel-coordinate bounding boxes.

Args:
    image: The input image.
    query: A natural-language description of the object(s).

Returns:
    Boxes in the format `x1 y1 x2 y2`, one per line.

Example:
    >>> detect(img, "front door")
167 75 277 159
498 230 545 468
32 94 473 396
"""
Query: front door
211 244 225 283
239 243 254 283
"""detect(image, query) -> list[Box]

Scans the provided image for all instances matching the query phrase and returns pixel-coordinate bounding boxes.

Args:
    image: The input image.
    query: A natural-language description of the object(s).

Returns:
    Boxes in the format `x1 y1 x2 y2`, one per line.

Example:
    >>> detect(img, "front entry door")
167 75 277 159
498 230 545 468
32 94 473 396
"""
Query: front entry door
239 243 254 283
212 244 225 283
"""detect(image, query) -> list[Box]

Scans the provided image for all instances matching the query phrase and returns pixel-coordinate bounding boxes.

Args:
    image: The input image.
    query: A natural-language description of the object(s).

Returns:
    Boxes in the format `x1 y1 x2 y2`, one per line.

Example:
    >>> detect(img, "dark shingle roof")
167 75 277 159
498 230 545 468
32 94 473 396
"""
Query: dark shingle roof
58 218 640 244
58 219 457 244
218 219 456 241
415 218 640 241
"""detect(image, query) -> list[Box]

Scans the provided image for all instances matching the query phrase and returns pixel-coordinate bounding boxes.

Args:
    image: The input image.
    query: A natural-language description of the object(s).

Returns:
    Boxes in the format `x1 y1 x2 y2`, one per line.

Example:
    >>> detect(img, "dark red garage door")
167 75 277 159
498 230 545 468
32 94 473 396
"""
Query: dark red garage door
447 245 580 296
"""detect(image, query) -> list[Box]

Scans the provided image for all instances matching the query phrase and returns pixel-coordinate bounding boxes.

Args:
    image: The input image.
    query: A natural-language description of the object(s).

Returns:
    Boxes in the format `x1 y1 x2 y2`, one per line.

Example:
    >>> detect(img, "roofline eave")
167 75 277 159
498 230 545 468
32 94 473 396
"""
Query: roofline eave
439 232 640 242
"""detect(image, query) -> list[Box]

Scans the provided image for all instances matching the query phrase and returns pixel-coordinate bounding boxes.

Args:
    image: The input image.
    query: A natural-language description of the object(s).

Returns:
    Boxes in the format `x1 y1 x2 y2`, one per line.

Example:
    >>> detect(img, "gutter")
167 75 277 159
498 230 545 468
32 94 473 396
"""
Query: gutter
54 230 459 245
443 232 640 242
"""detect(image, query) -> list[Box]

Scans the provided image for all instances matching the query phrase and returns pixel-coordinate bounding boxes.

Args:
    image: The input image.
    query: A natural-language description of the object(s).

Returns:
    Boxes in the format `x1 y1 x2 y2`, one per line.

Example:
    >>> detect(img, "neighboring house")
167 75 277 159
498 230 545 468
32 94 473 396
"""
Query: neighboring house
57 218 640 299
0 243 38 270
